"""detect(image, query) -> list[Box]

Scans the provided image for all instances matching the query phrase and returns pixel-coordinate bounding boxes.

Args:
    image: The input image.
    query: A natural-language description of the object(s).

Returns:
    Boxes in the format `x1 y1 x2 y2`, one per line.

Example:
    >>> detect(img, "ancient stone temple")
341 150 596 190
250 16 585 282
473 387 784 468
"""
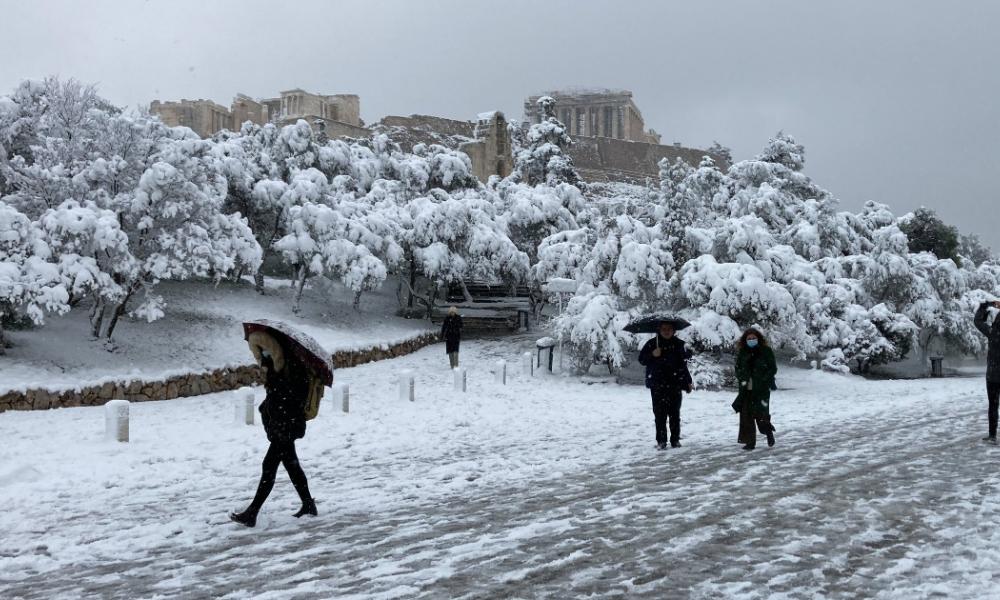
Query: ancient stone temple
150 88 366 139
522 88 728 183
523 88 661 144
259 89 368 138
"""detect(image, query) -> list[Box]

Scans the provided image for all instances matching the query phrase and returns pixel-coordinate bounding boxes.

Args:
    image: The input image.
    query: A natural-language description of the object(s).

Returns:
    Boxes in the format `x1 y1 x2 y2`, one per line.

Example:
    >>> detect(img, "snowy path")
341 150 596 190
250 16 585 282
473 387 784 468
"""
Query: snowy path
1 342 997 599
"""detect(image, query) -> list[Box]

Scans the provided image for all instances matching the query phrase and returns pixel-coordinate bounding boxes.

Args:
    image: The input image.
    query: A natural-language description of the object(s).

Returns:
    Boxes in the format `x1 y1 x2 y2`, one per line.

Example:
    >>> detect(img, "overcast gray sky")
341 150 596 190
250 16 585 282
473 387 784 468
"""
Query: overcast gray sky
2 0 997 249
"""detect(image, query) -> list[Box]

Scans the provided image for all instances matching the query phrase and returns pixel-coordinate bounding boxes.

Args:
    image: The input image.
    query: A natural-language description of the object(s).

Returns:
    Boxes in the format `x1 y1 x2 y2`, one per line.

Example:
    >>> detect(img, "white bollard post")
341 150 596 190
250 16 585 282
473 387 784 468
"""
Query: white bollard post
104 399 130 443
494 359 507 385
522 352 534 378
398 370 415 402
454 367 467 392
337 382 350 413
235 388 254 425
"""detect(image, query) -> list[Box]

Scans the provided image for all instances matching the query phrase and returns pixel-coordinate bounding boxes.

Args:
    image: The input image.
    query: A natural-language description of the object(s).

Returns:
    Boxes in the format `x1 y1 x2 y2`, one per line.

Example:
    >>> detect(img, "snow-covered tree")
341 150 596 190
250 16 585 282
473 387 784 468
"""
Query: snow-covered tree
899 207 960 262
553 216 675 373
77 133 261 340
0 200 69 352
958 233 994 267
509 96 584 189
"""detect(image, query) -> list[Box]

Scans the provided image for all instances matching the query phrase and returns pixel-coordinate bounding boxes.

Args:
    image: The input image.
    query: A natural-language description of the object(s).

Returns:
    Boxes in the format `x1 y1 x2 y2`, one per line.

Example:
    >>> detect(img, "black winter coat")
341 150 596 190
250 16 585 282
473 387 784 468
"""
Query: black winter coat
638 336 693 391
259 356 309 443
441 314 463 354
975 302 1000 382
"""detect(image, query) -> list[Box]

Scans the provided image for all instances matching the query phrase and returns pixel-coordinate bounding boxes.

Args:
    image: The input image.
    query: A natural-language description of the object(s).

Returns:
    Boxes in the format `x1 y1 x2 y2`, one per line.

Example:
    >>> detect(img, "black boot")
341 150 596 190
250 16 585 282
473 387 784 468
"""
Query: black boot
294 498 318 518
742 444 755 451
766 431 775 447
230 508 258 527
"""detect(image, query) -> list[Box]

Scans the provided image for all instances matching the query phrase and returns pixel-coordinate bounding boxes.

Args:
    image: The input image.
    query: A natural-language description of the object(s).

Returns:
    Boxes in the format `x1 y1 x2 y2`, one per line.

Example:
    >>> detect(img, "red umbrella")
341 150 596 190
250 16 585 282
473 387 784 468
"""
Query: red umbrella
243 319 334 386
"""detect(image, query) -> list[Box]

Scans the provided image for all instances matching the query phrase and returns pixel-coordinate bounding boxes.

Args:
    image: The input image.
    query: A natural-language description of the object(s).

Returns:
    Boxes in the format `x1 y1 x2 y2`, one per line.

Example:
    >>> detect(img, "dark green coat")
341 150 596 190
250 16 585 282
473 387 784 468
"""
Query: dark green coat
734 346 777 415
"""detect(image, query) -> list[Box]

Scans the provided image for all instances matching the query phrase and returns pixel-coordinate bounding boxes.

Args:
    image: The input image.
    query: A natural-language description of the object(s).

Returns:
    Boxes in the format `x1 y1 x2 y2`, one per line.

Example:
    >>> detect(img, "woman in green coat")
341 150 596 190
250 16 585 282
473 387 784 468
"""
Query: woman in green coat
734 328 778 450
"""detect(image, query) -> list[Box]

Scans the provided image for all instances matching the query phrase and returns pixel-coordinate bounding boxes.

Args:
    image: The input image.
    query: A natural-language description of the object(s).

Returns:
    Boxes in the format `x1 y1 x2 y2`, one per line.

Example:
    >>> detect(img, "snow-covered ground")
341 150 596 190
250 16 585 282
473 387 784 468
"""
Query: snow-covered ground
1 338 996 599
1 277 433 393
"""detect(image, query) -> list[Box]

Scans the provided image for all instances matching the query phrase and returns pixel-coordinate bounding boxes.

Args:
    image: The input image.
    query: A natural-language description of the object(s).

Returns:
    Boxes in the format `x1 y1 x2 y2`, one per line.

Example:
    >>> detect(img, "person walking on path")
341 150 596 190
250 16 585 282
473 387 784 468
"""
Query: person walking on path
638 322 693 449
733 328 778 451
974 299 1000 443
441 306 463 369
231 332 316 527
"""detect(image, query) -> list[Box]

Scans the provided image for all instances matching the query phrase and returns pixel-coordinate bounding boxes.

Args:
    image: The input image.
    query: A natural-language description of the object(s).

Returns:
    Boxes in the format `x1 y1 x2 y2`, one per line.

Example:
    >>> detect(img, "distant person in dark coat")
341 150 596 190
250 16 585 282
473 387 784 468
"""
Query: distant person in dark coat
441 306 463 369
974 299 1000 443
733 328 778 451
638 322 694 449
231 333 316 528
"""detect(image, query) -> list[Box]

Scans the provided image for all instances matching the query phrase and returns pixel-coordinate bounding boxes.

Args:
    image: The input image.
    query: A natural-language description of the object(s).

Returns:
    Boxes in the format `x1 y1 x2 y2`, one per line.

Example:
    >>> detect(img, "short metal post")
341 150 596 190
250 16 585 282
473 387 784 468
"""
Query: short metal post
454 367 467 392
522 352 533 377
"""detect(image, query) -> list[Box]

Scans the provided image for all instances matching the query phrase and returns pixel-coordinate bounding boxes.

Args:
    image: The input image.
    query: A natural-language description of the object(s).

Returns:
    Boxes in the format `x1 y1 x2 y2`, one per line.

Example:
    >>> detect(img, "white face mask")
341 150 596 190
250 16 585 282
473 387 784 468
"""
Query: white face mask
747 339 759 348
261 350 272 359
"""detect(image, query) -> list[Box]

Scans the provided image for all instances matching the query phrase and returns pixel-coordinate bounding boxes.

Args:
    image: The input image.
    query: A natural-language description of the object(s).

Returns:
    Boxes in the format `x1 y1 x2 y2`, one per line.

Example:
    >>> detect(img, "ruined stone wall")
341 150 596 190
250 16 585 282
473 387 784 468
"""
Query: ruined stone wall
568 136 727 184
0 332 440 413
321 120 371 139
231 95 268 128
327 95 361 126
149 99 233 138
460 140 489 182
379 115 476 139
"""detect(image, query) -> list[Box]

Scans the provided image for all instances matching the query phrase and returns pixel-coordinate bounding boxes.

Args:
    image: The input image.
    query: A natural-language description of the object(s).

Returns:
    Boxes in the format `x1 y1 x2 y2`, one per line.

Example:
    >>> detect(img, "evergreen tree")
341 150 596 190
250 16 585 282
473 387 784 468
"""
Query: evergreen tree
899 207 960 262
509 96 584 189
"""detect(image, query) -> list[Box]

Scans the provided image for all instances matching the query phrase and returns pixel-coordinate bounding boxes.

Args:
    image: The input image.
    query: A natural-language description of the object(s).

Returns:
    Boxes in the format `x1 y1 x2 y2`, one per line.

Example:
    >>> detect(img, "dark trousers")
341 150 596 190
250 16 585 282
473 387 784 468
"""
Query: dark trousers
738 408 774 448
988 381 1000 437
249 441 311 513
651 388 683 444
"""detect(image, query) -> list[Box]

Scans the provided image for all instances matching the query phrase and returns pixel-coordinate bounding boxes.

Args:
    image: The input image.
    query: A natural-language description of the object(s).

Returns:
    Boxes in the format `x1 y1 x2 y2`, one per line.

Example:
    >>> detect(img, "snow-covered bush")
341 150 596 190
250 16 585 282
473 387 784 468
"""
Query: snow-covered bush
0 200 69 351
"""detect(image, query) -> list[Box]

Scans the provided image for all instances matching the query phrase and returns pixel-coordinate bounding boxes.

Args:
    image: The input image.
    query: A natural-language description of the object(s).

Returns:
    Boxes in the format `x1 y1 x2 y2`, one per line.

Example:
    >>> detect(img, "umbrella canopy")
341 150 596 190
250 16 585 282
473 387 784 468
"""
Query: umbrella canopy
243 319 334 386
623 314 692 335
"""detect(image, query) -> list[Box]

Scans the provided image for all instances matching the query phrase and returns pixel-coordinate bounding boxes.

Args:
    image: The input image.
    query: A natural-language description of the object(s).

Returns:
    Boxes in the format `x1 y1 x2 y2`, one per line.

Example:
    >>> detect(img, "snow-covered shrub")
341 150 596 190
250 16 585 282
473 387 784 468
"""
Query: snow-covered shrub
0 200 69 351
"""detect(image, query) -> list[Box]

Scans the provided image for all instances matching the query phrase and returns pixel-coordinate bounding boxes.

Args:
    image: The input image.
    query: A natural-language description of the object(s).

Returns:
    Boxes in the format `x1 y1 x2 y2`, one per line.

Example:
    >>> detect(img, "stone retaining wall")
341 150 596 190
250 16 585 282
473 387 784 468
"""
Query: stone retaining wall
0 332 440 413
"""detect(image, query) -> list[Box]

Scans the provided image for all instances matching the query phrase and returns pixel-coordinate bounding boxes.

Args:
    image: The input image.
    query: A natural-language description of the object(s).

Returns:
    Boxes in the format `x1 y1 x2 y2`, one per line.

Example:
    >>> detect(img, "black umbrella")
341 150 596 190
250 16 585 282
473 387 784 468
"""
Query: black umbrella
623 314 692 334
243 319 334 386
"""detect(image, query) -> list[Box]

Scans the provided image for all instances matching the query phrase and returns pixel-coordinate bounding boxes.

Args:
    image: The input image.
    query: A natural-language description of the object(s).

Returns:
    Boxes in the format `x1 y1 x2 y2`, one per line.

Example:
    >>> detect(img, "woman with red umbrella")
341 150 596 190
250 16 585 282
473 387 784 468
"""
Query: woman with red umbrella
231 320 332 527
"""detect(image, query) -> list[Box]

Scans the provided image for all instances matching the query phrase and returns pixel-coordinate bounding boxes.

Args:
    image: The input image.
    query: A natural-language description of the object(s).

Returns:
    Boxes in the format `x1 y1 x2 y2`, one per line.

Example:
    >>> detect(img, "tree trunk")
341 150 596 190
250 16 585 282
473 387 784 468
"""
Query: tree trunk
460 280 474 304
407 262 417 308
426 284 440 320
90 297 105 339
102 287 136 340
292 265 309 314
254 271 266 295
0 319 7 355
353 290 363 310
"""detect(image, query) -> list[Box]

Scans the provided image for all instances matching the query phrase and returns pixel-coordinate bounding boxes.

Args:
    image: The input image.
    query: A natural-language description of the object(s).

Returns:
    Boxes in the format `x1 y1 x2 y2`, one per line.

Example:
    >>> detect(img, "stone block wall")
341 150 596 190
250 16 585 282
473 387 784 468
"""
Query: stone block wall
0 332 440 413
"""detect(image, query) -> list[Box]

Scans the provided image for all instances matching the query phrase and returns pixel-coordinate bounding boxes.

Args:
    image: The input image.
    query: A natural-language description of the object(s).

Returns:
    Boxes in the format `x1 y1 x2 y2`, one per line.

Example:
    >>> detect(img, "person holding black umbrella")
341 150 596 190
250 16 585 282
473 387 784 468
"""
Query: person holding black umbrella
637 320 694 449
232 321 332 528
